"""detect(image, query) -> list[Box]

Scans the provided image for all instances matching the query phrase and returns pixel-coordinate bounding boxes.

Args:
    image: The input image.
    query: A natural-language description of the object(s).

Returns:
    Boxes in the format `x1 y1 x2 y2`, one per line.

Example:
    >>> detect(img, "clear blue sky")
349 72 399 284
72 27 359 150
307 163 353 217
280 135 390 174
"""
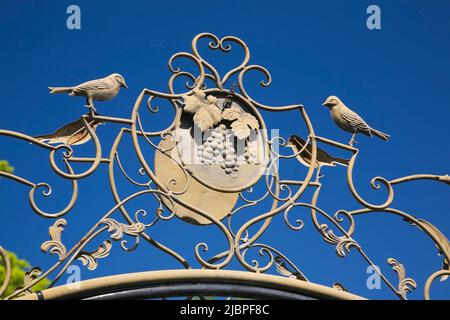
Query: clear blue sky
0 0 449 299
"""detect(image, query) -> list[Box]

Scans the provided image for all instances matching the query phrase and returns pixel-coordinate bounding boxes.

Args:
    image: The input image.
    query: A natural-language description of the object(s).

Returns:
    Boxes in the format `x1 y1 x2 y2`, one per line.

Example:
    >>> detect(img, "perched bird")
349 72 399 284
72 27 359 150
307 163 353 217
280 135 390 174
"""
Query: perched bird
286 135 349 168
48 73 128 113
34 117 103 146
322 96 389 146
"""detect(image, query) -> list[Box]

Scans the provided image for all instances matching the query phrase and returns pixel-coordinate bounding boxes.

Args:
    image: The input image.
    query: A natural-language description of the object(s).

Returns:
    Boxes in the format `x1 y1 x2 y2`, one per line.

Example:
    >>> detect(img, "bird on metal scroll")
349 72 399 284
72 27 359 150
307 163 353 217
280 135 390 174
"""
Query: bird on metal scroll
322 96 389 146
34 116 103 146
286 135 350 168
48 73 128 114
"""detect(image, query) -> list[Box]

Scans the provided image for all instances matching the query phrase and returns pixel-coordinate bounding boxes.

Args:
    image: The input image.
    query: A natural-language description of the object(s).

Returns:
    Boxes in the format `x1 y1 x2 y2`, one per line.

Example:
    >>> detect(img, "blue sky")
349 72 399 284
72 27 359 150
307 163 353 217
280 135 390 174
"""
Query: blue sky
0 0 449 299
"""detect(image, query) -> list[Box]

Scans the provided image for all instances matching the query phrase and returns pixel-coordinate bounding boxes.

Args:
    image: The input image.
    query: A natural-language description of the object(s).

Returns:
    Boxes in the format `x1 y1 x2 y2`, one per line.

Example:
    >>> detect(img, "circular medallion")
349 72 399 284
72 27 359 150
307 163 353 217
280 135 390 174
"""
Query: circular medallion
176 89 268 193
154 135 240 225
154 89 268 225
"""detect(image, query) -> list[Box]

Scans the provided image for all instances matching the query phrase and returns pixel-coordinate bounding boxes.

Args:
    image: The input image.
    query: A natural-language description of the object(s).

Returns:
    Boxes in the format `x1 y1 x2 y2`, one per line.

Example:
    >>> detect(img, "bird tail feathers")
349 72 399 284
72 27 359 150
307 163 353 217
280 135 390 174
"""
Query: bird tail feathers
34 135 66 145
34 136 53 144
34 134 53 142
48 87 73 94
34 134 48 140
371 129 390 141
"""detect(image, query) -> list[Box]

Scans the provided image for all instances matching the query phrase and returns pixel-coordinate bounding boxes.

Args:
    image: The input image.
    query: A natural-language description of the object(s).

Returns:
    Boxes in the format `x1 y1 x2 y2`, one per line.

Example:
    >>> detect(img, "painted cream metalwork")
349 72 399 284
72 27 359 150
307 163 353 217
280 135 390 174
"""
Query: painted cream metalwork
16 270 365 300
0 33 448 300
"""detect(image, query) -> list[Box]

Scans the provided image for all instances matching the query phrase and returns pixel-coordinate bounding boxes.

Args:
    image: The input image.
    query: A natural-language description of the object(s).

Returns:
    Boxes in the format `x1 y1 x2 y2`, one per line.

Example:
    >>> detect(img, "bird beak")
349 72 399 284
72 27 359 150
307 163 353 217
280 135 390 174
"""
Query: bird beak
123 82 128 89
322 101 328 106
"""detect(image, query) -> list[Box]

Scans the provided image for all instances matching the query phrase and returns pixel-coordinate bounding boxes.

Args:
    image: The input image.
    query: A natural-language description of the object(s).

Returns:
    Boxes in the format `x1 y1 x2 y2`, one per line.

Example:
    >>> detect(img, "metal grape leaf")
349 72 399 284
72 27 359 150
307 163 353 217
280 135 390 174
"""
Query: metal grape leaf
182 88 222 132
223 106 259 139
221 106 242 121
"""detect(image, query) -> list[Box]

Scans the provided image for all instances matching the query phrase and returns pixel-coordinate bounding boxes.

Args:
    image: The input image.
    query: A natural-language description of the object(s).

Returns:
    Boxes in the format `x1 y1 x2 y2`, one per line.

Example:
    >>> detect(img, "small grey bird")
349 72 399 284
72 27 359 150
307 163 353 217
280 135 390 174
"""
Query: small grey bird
322 96 389 146
48 73 128 113
286 135 349 168
35 116 103 146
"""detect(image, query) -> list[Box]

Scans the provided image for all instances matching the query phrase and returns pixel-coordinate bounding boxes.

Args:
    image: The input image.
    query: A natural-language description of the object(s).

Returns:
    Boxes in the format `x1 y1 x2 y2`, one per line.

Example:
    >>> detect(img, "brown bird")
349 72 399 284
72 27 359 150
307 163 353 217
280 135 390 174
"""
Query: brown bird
48 73 128 114
34 117 103 146
322 96 389 146
286 135 350 168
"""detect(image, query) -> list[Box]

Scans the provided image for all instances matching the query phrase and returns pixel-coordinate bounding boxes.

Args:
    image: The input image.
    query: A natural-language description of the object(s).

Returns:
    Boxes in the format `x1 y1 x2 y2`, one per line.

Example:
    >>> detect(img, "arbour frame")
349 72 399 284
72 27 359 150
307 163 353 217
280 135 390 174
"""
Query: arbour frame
0 33 449 300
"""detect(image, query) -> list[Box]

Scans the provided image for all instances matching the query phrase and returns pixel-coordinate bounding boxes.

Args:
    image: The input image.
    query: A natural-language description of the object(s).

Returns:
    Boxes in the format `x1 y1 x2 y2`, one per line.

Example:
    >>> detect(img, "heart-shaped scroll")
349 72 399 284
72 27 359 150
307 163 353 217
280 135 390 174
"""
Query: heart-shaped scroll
191 33 250 89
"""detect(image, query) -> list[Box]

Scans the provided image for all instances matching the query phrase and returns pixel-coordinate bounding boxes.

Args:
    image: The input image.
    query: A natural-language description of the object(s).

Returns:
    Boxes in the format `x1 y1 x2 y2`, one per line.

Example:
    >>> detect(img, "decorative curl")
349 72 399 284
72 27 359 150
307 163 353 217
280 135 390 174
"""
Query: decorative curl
28 161 78 218
284 205 305 231
345 152 394 210
424 269 450 300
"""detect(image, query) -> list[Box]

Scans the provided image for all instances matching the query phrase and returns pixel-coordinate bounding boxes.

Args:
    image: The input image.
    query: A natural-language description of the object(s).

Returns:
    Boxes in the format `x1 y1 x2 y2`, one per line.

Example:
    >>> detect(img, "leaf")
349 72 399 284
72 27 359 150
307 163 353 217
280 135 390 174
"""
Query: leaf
102 218 123 240
321 225 359 257
193 105 222 132
77 240 112 271
0 160 14 173
102 218 145 240
241 113 259 130
206 95 218 105
24 267 42 288
387 258 417 299
182 89 222 132
224 106 260 139
122 222 145 236
183 95 203 113
40 219 67 260
231 120 251 140
222 106 241 121
13 267 43 295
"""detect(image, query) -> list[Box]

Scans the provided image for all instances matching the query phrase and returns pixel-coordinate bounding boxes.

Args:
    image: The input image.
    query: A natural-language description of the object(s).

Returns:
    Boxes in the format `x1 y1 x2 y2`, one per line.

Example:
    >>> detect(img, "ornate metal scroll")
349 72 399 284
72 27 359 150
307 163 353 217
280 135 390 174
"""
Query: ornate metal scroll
0 33 449 300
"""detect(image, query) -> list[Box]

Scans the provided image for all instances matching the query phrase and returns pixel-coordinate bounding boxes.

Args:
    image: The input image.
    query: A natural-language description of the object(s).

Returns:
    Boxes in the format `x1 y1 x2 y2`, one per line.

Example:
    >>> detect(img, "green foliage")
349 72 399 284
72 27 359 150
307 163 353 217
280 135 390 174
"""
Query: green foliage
0 160 14 173
0 250 50 298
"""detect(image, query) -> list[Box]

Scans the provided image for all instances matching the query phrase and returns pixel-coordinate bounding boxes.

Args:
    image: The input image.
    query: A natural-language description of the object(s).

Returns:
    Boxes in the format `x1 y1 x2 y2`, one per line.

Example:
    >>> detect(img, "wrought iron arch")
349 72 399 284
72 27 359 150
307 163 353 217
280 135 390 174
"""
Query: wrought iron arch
0 33 449 300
